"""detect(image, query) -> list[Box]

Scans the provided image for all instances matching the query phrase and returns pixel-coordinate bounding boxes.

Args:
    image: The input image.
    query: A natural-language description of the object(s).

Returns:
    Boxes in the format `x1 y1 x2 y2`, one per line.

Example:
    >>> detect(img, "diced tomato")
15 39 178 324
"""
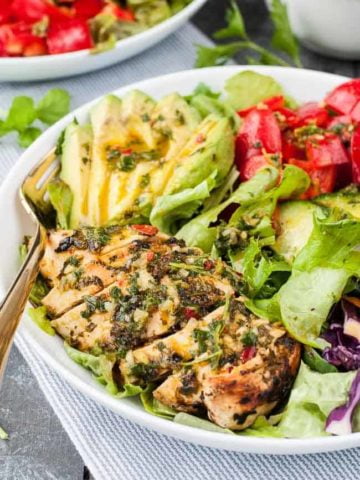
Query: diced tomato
100 3 135 21
0 22 46 56
293 102 330 128
23 36 47 56
288 158 336 198
184 307 200 320
240 155 273 181
274 106 298 129
0 0 13 25
306 133 349 168
11 0 66 22
349 102 360 123
47 19 93 54
131 224 158 236
241 346 257 363
236 108 282 160
237 95 284 118
282 132 306 161
74 0 103 20
350 125 360 184
325 79 360 117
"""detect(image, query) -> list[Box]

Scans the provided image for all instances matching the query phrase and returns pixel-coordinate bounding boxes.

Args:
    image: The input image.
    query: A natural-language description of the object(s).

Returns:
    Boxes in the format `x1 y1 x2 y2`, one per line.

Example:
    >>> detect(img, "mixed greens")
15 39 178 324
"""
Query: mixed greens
26 70 360 439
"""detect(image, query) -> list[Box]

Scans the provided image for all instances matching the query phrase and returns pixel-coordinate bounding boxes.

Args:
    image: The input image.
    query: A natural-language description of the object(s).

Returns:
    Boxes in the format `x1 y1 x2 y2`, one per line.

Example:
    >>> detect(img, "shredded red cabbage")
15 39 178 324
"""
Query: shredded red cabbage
322 301 360 371
326 370 360 435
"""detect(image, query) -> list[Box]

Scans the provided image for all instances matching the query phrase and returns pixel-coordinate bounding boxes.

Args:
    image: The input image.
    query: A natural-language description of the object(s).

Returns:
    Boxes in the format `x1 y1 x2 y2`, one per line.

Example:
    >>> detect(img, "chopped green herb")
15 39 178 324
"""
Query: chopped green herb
241 330 258 346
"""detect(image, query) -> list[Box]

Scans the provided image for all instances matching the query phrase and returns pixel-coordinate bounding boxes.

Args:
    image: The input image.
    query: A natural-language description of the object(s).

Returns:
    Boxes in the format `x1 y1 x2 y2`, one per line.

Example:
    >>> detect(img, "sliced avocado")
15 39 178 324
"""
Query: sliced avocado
164 114 235 195
149 93 201 196
87 95 125 226
105 92 158 222
119 90 156 149
314 186 360 220
60 122 92 228
273 201 319 264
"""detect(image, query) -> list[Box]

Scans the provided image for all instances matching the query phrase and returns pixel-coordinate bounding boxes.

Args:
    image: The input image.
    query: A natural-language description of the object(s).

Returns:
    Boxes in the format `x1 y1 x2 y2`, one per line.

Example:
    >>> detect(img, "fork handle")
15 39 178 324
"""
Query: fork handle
0 225 45 382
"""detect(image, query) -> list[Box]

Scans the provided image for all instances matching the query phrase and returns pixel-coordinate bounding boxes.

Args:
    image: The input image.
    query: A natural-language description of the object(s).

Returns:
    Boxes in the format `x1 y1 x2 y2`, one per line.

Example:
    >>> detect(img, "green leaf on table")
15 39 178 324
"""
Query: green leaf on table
195 43 242 68
18 127 42 148
36 89 71 125
6 96 37 131
269 0 302 67
214 0 247 40
28 306 55 336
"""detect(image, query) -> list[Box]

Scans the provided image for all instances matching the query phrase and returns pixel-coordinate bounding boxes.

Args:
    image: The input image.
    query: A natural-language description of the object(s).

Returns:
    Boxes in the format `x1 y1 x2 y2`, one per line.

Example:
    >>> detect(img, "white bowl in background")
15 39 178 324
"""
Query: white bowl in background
267 0 360 60
1 66 360 455
0 0 207 82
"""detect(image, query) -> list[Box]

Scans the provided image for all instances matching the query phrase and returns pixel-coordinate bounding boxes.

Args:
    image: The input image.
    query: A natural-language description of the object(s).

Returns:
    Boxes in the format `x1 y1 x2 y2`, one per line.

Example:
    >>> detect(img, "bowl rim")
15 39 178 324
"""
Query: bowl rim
3 65 360 455
0 0 207 64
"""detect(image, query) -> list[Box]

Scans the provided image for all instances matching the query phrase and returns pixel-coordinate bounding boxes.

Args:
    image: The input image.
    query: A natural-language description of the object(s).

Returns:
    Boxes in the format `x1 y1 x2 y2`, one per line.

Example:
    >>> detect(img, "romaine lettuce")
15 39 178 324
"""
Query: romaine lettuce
64 343 144 397
28 306 55 336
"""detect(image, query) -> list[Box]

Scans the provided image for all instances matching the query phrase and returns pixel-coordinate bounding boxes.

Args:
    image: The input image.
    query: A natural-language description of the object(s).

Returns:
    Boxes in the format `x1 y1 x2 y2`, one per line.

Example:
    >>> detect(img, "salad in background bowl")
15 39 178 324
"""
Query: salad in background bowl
0 0 207 81
2 66 360 454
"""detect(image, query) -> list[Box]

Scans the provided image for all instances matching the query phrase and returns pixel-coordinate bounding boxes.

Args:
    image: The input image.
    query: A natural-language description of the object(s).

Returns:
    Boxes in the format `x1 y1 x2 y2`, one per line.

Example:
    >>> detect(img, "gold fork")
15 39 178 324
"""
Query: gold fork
0 149 59 380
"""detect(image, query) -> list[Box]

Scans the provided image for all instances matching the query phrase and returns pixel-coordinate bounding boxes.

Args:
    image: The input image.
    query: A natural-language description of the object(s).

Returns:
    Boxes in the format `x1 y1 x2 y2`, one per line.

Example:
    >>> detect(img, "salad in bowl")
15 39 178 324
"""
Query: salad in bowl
15 68 360 442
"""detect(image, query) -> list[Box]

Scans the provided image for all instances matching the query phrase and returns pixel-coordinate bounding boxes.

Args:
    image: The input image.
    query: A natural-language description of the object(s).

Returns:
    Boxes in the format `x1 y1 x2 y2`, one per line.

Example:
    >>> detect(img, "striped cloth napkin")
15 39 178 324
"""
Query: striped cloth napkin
1 22 360 480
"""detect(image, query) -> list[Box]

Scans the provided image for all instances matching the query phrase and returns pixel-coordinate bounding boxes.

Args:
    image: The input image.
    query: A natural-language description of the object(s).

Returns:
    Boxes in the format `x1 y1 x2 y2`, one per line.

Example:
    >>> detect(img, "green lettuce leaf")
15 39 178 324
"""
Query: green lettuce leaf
28 306 55 336
225 70 284 111
177 166 280 251
276 363 358 438
242 240 291 297
279 267 349 347
29 275 50 306
174 412 235 434
140 388 177 419
150 173 217 234
64 343 144 397
47 179 73 229
249 213 360 346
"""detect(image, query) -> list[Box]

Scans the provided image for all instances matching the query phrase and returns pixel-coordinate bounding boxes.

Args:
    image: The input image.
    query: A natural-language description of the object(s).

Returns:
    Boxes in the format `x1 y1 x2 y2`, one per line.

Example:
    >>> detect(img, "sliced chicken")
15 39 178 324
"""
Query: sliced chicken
126 298 301 430
47 227 237 354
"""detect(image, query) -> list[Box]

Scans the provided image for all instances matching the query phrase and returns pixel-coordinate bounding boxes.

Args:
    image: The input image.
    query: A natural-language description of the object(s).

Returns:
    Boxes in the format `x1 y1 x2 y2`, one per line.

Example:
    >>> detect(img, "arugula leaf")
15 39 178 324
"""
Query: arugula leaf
269 0 302 67
214 0 248 40
303 346 338 374
36 89 71 125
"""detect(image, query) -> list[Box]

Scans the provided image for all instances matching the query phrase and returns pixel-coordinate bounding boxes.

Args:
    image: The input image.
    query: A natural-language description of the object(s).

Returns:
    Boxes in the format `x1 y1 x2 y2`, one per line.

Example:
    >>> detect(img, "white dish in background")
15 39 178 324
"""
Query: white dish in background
0 0 207 82
267 0 360 60
1 66 360 455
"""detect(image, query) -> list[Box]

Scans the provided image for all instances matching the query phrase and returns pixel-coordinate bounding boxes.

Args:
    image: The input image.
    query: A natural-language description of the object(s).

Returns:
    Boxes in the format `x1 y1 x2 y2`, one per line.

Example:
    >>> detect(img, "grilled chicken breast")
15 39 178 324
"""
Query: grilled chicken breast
40 225 300 431
124 298 301 430
42 225 238 353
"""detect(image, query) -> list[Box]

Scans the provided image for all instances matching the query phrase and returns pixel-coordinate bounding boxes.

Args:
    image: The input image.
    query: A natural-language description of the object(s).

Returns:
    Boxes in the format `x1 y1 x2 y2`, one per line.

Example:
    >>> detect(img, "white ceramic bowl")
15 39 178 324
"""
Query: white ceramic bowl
0 0 207 82
267 0 360 60
1 66 360 455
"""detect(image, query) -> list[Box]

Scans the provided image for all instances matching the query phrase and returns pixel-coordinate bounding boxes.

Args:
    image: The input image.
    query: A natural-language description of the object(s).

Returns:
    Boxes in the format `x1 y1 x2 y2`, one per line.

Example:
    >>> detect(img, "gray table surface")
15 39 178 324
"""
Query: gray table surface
1 1 360 479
